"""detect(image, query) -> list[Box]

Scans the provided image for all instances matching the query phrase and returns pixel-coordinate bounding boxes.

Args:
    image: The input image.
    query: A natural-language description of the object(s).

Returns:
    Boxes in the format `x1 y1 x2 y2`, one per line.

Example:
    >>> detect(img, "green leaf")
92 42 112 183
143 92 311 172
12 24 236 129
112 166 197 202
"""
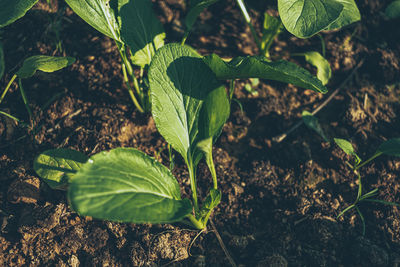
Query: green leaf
185 0 219 31
16 56 75 79
334 138 361 163
118 0 165 67
34 148 89 189
261 13 283 57
199 189 221 223
375 138 400 157
385 0 400 19
302 111 329 142
0 0 38 28
149 43 223 162
325 0 361 30
69 148 192 223
65 0 121 41
303 51 331 85
0 42 4 80
203 54 327 93
278 0 343 38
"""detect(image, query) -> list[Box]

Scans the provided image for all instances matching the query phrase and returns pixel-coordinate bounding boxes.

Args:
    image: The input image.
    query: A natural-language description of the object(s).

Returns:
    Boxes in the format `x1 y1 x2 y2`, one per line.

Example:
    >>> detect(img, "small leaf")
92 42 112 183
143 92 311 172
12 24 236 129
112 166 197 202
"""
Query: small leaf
69 148 192 223
385 0 400 19
203 54 327 93
334 138 361 163
149 43 223 162
375 138 400 157
118 0 165 67
303 51 332 85
0 0 38 28
302 111 329 142
278 0 343 38
65 0 121 41
185 0 219 31
34 148 89 189
199 189 221 223
325 0 361 30
0 42 4 80
16 56 75 79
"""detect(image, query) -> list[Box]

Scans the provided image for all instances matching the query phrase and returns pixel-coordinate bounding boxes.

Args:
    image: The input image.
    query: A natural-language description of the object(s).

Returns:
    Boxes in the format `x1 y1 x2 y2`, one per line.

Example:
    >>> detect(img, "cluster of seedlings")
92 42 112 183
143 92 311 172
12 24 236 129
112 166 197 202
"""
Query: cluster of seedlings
1 0 399 238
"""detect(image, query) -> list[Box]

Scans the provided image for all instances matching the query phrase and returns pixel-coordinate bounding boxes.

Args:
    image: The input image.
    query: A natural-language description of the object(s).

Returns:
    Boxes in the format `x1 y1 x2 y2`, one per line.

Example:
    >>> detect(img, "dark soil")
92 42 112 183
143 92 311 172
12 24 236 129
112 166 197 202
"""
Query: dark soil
1 0 399 266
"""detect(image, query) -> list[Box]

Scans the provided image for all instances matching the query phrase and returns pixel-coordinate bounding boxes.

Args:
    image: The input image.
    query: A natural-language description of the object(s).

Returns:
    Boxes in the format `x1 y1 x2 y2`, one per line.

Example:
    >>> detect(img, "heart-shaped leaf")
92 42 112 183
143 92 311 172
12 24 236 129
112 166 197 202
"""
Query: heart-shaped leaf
149 43 223 163
16 56 75 79
0 0 38 28
34 148 89 189
65 0 121 41
278 0 343 38
69 148 192 223
325 0 361 30
118 0 165 67
203 54 327 93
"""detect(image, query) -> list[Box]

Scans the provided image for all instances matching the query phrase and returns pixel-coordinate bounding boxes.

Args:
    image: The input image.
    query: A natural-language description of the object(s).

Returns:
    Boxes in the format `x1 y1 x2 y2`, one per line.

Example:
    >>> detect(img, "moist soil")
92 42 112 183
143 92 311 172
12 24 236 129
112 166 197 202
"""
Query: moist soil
0 0 399 266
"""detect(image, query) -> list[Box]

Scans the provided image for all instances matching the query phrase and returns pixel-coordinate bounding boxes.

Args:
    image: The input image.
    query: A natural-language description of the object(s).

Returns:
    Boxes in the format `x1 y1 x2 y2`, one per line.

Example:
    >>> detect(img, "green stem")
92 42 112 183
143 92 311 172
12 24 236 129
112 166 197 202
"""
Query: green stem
317 34 326 57
354 153 382 170
187 214 205 229
0 74 17 105
206 153 218 190
229 80 235 101
356 172 362 201
181 31 189 46
17 79 33 120
236 0 261 50
122 64 144 113
187 158 199 212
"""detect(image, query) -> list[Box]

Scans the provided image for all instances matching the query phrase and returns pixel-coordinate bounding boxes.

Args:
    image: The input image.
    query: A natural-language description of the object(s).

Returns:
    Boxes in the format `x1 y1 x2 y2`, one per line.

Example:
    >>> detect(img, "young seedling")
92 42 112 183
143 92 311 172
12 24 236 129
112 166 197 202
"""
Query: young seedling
0 55 75 128
334 138 400 235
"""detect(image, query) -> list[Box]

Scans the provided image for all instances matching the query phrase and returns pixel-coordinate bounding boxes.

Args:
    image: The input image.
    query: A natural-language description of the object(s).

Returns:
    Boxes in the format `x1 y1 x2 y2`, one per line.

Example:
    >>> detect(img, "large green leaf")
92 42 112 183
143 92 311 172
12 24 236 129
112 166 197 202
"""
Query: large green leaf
65 0 121 41
185 0 219 31
278 0 343 38
69 148 192 223
303 51 331 85
0 0 38 28
16 56 75 79
149 43 223 162
385 0 400 19
118 0 165 67
203 54 327 93
325 0 360 30
375 138 400 157
34 148 89 189
0 42 4 80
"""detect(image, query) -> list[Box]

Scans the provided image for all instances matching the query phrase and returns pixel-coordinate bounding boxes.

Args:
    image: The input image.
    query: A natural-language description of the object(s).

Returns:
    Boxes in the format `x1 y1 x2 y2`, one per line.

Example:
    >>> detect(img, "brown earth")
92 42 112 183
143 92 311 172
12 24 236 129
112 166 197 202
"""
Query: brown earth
0 0 399 266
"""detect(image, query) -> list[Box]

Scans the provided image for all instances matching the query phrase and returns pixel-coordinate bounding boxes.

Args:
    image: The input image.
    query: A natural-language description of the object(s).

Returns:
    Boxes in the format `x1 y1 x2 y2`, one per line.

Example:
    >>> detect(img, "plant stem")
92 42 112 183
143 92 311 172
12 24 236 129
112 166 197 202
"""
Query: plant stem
121 64 145 113
354 153 382 170
235 0 261 51
229 80 235 101
0 74 17 105
188 160 199 212
17 79 33 120
187 214 205 229
317 34 326 57
181 31 189 46
207 153 218 190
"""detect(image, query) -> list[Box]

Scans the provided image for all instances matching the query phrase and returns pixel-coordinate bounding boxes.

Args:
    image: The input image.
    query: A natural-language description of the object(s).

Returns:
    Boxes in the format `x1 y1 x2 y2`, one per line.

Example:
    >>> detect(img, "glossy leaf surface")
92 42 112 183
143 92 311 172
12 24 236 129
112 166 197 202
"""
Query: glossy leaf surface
375 138 400 157
204 54 327 93
118 0 165 67
34 148 88 189
69 148 192 223
278 0 343 38
149 43 223 162
185 0 219 30
0 0 38 28
325 0 361 30
303 51 331 85
65 0 121 41
16 56 75 79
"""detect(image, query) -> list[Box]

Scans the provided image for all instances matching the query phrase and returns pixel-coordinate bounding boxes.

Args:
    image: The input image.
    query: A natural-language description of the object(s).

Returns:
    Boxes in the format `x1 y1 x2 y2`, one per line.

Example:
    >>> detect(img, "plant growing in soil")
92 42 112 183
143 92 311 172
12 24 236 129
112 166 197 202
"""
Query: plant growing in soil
0 55 75 127
334 138 400 235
